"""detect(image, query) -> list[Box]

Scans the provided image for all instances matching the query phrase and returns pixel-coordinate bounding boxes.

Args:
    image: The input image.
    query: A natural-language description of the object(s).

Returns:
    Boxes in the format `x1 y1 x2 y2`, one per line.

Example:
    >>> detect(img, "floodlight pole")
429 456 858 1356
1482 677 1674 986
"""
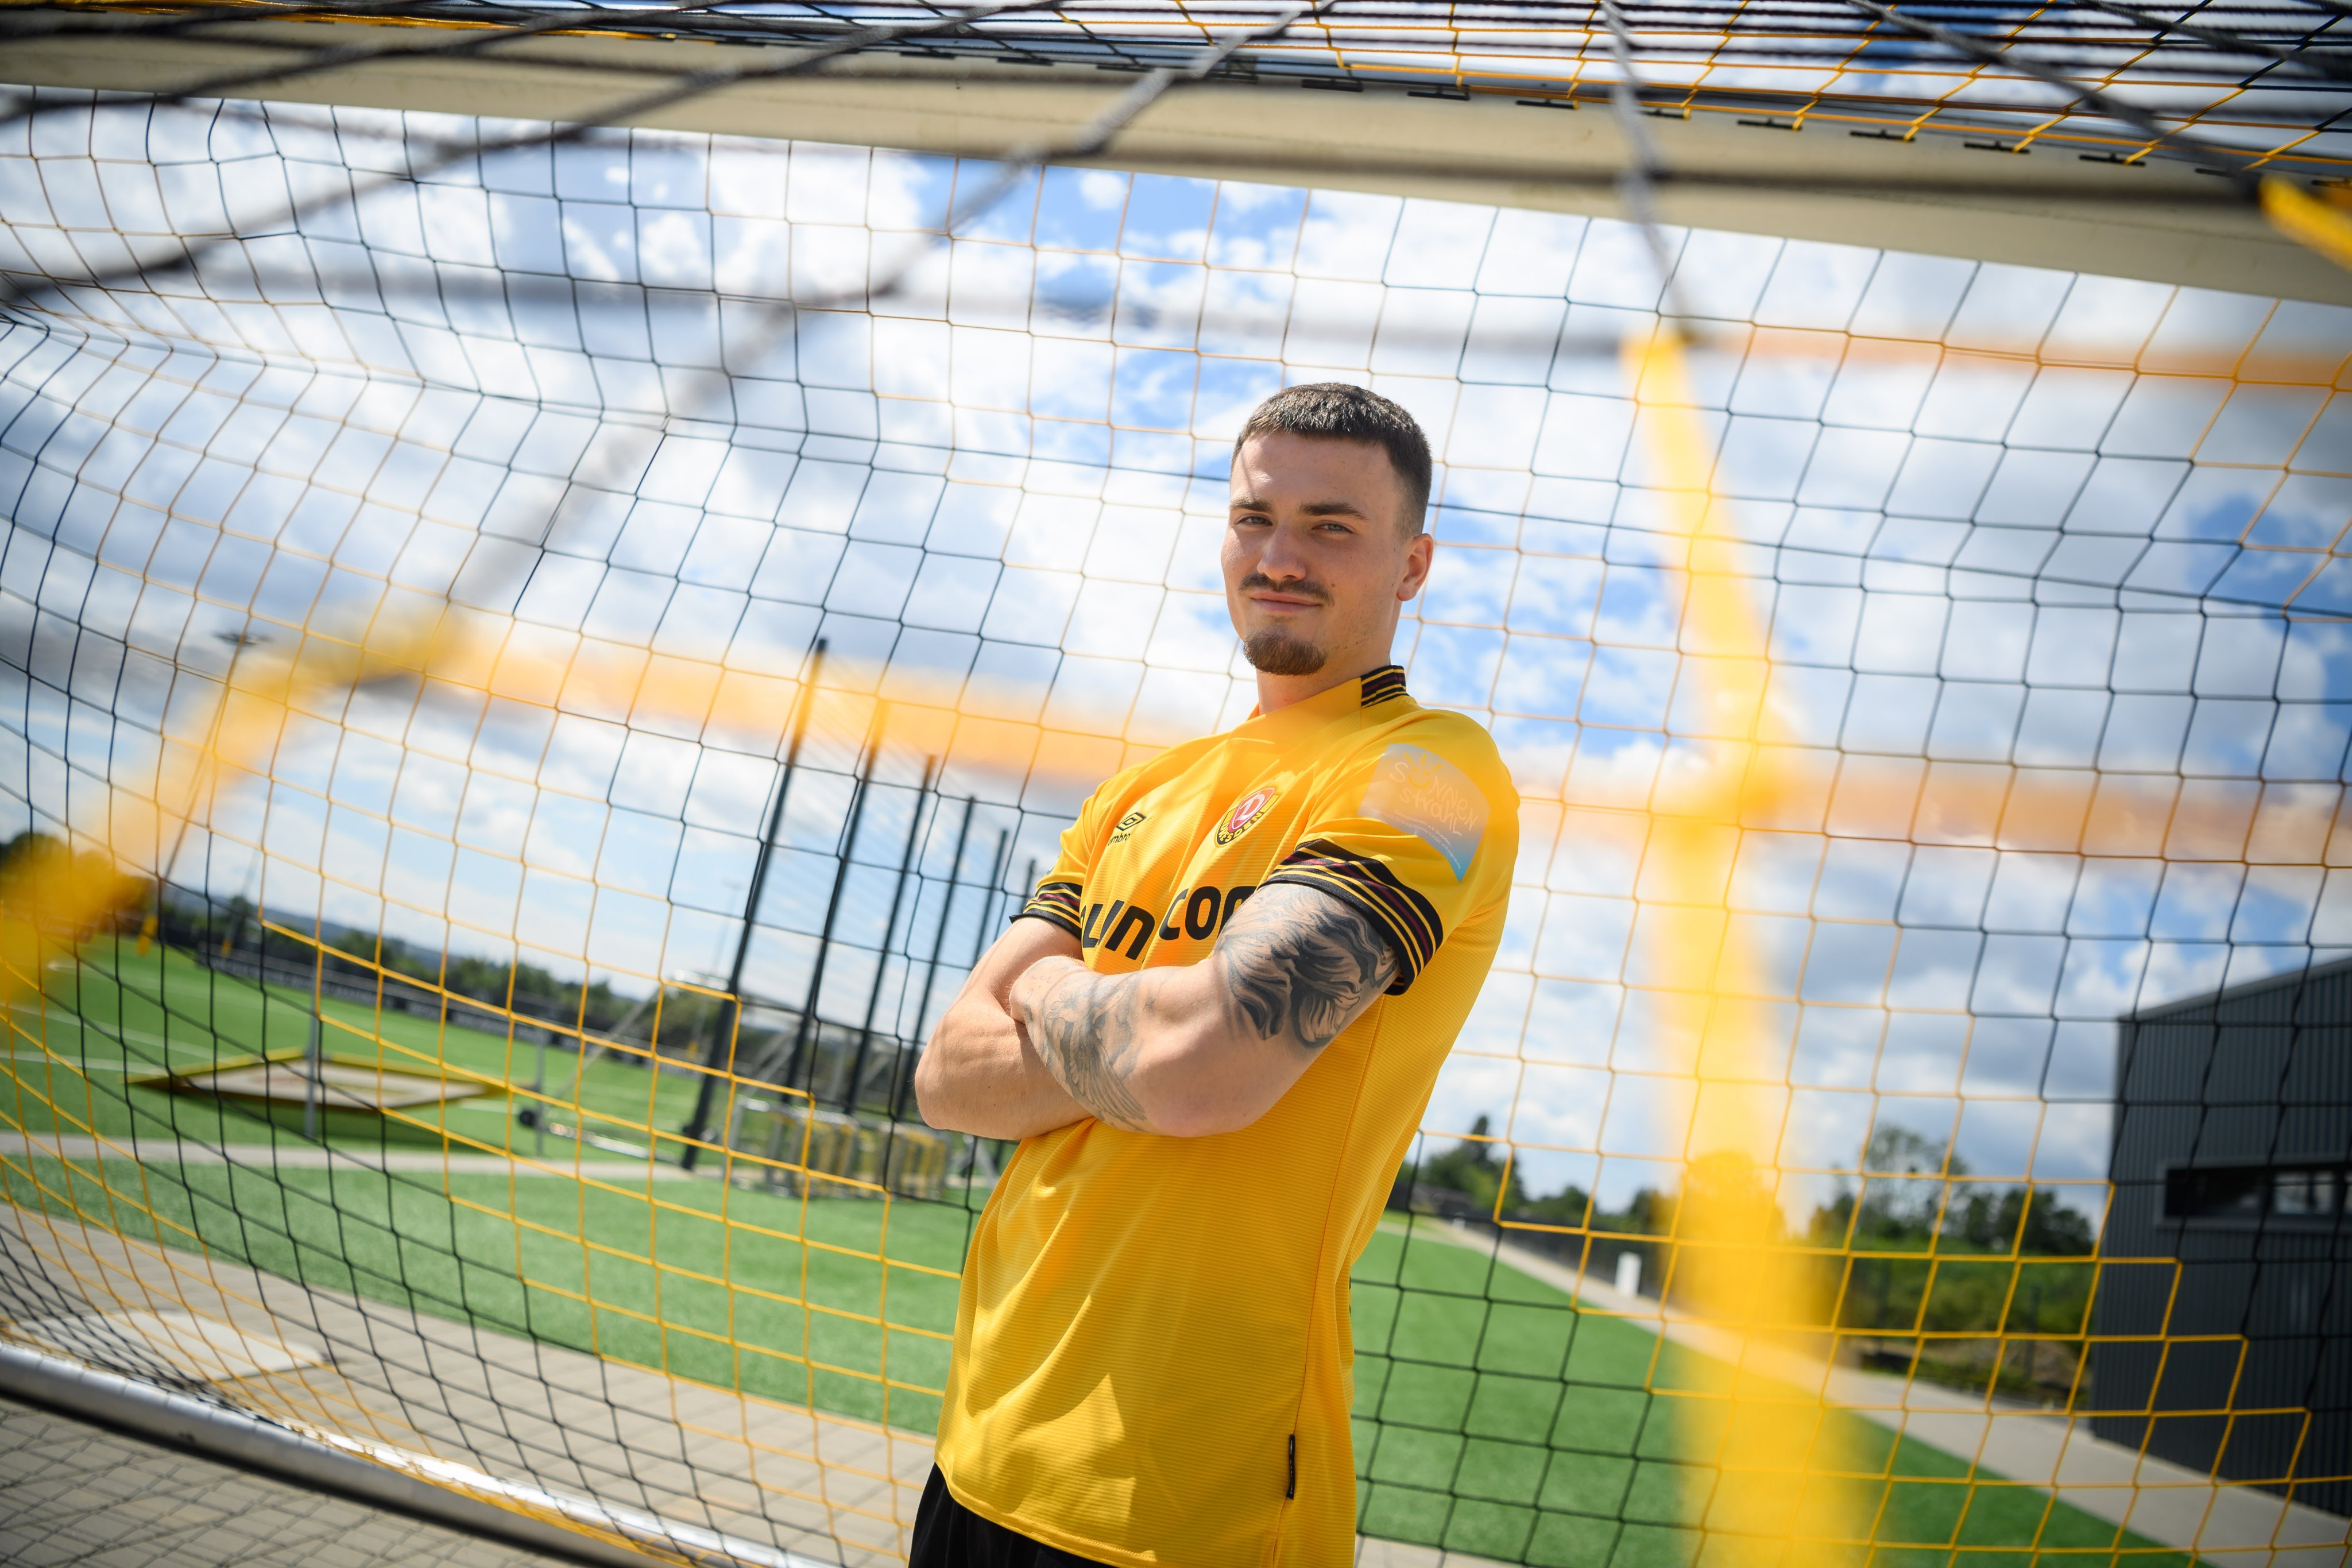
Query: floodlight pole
989 855 1035 959
303 936 323 1142
969 834 1012 969
898 795 978 1118
846 756 935 1115
678 638 826 1171
784 724 882 1099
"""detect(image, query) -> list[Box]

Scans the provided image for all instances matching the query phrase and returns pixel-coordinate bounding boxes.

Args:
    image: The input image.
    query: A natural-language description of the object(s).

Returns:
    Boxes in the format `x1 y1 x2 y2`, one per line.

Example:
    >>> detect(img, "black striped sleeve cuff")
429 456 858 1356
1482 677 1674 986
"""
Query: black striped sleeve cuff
1016 878 1084 938
1260 838 1444 993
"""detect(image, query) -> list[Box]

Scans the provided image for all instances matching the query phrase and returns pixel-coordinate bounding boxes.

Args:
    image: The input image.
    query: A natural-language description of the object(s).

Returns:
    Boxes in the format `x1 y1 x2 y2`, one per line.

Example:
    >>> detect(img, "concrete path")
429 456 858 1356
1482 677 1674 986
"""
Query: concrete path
1 1392 574 1568
1397 1217 2351 1566
0 1133 695 1180
0 1199 931 1566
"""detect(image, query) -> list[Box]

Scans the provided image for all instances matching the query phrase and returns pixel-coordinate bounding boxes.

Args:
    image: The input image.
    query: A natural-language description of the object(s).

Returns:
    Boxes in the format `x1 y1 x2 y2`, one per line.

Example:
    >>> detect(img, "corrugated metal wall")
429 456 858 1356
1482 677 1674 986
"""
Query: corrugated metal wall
2095 960 2352 1516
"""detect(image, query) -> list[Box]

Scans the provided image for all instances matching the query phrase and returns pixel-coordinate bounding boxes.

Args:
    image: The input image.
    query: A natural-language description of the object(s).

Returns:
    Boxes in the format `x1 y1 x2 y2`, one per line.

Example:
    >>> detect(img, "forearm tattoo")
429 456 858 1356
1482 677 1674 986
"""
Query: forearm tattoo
1024 966 1154 1131
1212 884 1398 1051
1020 885 1397 1132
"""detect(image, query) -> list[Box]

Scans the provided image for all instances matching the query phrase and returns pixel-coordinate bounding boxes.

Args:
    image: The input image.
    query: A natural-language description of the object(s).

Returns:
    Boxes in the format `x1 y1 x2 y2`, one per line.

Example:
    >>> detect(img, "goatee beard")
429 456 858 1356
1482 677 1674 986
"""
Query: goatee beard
1243 628 1327 676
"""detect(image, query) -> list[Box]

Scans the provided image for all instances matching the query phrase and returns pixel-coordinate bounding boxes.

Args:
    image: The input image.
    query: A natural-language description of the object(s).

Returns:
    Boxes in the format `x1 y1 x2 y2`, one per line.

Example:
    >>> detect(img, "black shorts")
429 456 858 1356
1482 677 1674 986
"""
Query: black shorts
908 1467 1111 1568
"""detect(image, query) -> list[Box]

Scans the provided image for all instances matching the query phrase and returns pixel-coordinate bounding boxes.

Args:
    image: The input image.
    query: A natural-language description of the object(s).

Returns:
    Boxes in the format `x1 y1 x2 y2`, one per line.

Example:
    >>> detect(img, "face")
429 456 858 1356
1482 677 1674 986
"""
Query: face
1224 432 1434 679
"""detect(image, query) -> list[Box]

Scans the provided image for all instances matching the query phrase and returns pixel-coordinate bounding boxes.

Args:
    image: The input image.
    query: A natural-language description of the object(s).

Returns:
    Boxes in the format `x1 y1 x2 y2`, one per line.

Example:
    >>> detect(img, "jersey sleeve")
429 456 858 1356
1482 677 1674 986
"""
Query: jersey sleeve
1012 781 1119 939
1259 727 1518 993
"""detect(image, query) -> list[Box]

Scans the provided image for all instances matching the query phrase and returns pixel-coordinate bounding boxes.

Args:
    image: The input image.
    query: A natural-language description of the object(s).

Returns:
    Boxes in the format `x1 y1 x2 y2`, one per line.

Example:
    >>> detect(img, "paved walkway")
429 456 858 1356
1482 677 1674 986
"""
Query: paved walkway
1 1392 574 1568
1399 1217 2351 1566
0 1199 930 1566
0 1133 695 1180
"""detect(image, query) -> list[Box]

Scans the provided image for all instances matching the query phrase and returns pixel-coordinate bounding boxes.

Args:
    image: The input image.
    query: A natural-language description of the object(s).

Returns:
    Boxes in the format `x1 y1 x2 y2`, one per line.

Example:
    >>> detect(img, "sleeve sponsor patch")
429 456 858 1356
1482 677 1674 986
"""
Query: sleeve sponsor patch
1359 744 1488 881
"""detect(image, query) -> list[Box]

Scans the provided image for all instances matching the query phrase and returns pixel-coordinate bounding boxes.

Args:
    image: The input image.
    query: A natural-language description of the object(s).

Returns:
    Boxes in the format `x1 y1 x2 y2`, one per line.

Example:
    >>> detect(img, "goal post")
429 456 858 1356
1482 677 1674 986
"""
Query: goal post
5 19 2348 303
3 5 2352 1564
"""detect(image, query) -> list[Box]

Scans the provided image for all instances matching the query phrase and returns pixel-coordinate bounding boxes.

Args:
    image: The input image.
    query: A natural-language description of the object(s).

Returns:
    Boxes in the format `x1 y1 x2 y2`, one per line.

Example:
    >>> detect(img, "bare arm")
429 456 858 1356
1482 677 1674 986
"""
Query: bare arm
912 916 1089 1141
1004 883 1398 1139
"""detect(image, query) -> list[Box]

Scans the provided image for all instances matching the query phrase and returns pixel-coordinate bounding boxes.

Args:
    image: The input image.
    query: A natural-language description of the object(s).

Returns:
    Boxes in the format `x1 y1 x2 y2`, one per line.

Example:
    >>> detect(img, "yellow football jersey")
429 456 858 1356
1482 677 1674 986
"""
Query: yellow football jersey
935 664 1519 1568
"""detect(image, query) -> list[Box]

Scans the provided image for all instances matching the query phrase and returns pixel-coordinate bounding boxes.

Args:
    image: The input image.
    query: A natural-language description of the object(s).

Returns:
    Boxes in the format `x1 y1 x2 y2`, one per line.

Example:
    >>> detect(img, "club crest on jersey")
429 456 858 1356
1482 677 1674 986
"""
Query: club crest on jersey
1214 785 1281 847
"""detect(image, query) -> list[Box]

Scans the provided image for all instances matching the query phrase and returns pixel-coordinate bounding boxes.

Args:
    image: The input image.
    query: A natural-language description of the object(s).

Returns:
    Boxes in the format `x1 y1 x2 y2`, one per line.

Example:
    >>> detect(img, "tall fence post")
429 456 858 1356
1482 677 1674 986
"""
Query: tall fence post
678 638 826 1171
301 934 323 1142
994 855 1035 951
968 833 1012 969
897 795 978 1120
847 756 935 1114
784 717 883 1098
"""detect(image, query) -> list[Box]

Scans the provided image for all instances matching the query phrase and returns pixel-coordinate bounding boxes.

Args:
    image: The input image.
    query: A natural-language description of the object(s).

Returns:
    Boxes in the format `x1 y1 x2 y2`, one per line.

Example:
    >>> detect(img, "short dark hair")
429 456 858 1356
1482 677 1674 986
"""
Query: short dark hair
1233 382 1432 535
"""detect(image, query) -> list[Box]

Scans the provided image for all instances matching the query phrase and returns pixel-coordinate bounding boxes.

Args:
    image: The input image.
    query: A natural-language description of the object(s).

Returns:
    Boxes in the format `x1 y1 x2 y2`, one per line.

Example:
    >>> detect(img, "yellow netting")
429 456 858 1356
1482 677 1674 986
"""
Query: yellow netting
0 75 2348 1568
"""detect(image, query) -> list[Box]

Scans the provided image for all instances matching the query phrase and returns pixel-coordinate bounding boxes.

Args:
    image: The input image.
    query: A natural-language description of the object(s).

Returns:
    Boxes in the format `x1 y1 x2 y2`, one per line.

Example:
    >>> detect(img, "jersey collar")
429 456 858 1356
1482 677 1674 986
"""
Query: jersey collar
1237 664 1410 739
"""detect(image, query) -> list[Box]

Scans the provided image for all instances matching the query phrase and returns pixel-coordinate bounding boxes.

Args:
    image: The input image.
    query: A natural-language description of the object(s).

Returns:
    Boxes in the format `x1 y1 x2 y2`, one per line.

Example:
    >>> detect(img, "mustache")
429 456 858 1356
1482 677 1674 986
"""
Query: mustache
1239 573 1331 604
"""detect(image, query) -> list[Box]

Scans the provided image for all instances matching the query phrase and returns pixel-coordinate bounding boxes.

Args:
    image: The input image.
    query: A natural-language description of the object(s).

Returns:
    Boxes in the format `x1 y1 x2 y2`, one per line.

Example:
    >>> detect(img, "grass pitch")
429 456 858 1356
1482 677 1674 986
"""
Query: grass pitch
1349 1226 2189 1565
5 941 710 1157
1 943 2191 1566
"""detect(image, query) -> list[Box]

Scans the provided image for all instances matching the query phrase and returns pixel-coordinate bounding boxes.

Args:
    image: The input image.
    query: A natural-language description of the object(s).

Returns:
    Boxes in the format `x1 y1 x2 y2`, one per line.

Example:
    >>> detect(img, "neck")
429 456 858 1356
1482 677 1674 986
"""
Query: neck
1253 649 1392 715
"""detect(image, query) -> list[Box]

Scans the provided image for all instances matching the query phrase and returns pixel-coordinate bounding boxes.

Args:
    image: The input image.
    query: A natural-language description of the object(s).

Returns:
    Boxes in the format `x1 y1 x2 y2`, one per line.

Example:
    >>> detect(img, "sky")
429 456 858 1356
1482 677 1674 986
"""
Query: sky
3 91 2350 1219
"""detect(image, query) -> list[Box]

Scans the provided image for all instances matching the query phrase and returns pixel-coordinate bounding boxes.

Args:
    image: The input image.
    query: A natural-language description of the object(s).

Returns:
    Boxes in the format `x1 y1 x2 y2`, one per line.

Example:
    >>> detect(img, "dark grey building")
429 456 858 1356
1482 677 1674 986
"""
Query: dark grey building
2095 955 2352 1517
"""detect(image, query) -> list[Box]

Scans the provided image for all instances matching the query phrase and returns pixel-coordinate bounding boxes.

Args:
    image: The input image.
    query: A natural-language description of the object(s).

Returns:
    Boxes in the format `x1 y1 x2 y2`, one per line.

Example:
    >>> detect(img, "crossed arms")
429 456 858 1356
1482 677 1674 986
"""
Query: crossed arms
911 883 1399 1141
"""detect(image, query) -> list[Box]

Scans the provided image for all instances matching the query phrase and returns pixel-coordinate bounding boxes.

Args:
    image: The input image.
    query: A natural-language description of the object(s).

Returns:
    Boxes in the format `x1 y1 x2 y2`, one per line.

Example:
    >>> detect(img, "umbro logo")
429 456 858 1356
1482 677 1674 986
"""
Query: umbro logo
1111 810 1148 843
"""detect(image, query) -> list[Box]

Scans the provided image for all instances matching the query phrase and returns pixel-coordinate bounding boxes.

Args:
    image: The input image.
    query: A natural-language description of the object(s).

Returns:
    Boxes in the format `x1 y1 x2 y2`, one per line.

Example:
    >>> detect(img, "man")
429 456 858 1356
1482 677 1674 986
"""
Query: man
911 383 1518 1568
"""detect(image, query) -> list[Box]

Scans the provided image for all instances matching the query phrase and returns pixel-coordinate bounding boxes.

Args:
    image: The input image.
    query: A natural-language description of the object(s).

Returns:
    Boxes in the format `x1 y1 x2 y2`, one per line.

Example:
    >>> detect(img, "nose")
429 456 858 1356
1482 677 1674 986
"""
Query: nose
1256 522 1312 583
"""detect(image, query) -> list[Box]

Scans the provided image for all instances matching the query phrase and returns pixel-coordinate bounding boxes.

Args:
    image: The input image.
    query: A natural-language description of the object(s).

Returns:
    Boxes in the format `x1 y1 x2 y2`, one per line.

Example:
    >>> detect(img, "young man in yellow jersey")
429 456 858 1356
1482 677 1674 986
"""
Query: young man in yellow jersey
911 383 1518 1567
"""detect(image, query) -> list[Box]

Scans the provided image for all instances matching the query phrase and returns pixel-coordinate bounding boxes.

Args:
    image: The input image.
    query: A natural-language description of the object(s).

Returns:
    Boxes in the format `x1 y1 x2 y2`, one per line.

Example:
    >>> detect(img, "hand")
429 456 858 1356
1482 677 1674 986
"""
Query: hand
912 919 1089 1140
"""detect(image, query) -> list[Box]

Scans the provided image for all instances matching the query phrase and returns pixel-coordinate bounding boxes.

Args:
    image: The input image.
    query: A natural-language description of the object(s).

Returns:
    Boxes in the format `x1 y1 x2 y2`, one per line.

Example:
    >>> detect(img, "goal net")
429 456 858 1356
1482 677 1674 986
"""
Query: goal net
2 39 2350 1568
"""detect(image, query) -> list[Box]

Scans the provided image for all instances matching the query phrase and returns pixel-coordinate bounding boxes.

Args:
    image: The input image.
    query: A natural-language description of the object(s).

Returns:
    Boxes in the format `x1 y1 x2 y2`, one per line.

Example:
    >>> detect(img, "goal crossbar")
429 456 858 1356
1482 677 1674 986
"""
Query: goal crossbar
6 22 2347 304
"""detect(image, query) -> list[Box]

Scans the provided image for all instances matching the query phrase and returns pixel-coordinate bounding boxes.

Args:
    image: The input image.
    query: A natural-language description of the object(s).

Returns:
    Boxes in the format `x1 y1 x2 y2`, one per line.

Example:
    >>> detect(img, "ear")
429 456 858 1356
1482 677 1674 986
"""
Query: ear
1396 531 1434 603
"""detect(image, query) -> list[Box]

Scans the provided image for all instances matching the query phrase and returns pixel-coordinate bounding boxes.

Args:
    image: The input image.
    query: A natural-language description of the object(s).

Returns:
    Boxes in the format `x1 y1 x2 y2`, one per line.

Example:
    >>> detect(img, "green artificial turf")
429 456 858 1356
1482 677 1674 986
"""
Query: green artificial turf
1348 1226 2196 1566
2 943 2199 1565
0 1151 970 1433
5 940 715 1159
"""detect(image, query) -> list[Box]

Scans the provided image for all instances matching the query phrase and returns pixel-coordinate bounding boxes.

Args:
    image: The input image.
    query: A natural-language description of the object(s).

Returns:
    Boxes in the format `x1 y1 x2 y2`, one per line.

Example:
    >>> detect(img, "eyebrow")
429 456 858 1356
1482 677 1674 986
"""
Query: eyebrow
1228 496 1371 519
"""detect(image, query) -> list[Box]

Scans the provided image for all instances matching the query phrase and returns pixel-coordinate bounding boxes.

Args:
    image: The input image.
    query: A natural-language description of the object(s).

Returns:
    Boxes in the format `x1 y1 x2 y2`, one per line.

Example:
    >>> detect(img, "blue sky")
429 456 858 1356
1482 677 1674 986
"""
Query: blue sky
4 94 2351 1215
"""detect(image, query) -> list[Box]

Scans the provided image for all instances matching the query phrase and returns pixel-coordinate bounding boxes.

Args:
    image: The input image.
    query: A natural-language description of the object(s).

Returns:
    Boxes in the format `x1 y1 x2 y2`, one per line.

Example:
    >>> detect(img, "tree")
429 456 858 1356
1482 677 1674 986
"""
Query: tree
2009 1187 2096 1255
1608 1186 1675 1236
0 831 152 939
320 927 628 1039
1515 1182 1595 1229
1402 1114 1526 1218
1812 1123 1971 1247
1678 1150 1784 1242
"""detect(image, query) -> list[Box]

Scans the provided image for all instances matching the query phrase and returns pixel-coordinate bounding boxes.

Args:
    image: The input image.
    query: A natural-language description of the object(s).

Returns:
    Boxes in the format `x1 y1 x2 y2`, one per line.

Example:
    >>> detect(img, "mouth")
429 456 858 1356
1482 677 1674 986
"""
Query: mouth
1241 575 1329 613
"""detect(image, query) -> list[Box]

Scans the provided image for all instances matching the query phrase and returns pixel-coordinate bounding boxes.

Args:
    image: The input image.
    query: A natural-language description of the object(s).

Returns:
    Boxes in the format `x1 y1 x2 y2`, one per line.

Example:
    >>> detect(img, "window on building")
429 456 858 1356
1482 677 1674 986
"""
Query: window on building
2164 1164 2349 1225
